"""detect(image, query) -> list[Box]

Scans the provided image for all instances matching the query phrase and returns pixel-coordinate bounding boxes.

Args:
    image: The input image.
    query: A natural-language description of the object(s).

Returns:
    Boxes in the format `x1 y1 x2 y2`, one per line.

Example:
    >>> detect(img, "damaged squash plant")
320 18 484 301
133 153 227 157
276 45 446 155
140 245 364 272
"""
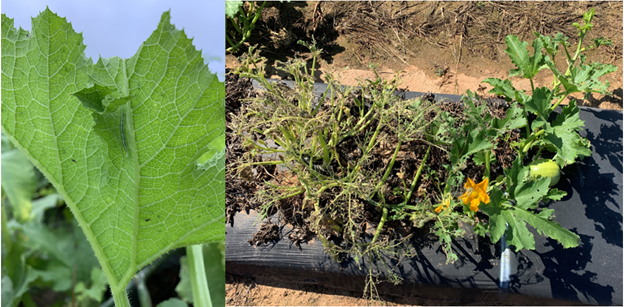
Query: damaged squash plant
2 9 224 307
229 8 616 295
231 43 448 281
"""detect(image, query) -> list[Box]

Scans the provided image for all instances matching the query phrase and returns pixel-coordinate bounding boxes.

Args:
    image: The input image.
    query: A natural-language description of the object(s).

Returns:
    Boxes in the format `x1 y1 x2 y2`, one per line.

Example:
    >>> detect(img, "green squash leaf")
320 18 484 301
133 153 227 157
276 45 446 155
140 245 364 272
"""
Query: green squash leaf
482 78 529 104
226 1 244 18
505 35 548 79
479 189 506 244
510 207 580 250
543 101 592 167
513 168 550 210
1 8 225 295
525 87 553 123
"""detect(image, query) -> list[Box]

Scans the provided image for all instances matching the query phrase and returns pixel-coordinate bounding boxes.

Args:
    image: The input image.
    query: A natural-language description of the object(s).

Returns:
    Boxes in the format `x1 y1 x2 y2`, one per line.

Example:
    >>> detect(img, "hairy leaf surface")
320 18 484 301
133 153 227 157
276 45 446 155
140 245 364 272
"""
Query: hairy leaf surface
1 8 225 291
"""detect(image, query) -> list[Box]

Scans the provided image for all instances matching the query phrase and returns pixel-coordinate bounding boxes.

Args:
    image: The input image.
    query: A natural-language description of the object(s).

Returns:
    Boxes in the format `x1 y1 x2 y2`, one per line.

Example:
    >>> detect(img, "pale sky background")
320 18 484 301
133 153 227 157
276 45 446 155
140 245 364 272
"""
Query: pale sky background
1 0 225 81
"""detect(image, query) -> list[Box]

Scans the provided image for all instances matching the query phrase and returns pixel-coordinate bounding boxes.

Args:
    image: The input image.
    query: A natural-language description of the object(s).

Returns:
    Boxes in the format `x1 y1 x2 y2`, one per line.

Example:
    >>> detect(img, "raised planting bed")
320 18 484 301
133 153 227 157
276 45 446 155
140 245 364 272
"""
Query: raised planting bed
226 16 621 305
226 81 622 305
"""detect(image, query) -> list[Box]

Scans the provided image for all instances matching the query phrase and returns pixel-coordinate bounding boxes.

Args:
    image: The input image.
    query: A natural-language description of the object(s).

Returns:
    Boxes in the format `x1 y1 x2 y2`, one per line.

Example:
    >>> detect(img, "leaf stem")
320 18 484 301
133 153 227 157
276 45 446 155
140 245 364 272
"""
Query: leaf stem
370 207 388 245
374 141 402 193
404 145 431 206
110 287 132 307
136 271 152 307
550 94 567 112
187 244 212 307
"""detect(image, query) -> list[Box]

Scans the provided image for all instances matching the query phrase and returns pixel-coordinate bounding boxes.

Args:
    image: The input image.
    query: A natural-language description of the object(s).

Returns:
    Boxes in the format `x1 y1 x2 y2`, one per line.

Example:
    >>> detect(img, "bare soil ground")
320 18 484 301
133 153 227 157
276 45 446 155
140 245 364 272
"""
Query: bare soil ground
226 275 403 307
225 2 623 305
226 1 623 109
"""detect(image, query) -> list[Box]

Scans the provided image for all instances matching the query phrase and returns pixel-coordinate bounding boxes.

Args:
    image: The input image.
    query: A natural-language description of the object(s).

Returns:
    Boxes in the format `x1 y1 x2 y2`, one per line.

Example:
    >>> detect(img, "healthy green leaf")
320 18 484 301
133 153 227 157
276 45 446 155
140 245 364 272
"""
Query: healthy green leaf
1 246 40 307
18 219 100 290
34 263 72 292
513 168 550 210
569 63 618 94
505 35 548 79
479 189 506 244
524 87 553 123
226 1 244 18
543 101 592 166
1 8 225 295
546 61 580 94
30 194 61 224
504 156 523 199
544 188 566 202
511 207 580 249
491 102 527 131
502 209 535 251
465 129 495 157
482 78 529 104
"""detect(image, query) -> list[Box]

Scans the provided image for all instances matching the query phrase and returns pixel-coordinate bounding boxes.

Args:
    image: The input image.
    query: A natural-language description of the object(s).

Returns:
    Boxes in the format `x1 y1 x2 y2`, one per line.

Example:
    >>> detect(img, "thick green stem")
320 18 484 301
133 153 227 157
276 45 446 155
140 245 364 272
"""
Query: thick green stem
374 141 402 193
404 145 431 206
535 147 544 160
111 287 132 307
550 94 567 112
365 120 384 155
187 244 212 307
522 129 546 154
523 104 531 137
370 207 388 245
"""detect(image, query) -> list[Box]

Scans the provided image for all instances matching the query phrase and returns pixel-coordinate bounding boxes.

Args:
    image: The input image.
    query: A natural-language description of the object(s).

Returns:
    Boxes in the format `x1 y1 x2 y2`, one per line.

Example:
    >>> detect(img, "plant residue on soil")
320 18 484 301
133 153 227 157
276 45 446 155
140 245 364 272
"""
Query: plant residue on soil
226 1 622 110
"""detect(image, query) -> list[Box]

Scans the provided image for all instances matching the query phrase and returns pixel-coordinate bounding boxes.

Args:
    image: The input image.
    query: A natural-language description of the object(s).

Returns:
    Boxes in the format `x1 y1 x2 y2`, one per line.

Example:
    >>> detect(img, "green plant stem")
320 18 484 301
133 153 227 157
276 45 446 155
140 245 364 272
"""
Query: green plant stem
550 94 567 112
370 207 388 245
374 141 402 193
99 253 172 307
111 287 132 307
404 145 431 206
521 129 546 154
484 150 491 180
365 119 384 155
187 244 212 307
318 132 331 165
135 271 152 307
226 1 266 53
535 147 544 159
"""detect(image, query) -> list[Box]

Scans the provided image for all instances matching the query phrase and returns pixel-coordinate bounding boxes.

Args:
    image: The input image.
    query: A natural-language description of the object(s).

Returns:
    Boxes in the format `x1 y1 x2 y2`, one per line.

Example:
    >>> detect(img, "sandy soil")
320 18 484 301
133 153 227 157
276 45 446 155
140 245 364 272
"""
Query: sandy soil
226 276 402 307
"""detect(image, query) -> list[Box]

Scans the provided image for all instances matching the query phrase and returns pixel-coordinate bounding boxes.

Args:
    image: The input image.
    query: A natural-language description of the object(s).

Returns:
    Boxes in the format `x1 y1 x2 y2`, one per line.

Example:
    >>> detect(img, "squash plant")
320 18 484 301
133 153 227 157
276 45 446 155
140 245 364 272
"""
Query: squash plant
475 8 616 251
1 9 225 307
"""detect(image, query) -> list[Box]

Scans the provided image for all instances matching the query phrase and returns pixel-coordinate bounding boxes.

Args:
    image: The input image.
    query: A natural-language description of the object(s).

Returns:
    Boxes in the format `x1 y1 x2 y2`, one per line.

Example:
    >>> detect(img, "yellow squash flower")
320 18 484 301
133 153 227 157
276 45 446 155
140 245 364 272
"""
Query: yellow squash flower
459 178 490 212
434 198 450 213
